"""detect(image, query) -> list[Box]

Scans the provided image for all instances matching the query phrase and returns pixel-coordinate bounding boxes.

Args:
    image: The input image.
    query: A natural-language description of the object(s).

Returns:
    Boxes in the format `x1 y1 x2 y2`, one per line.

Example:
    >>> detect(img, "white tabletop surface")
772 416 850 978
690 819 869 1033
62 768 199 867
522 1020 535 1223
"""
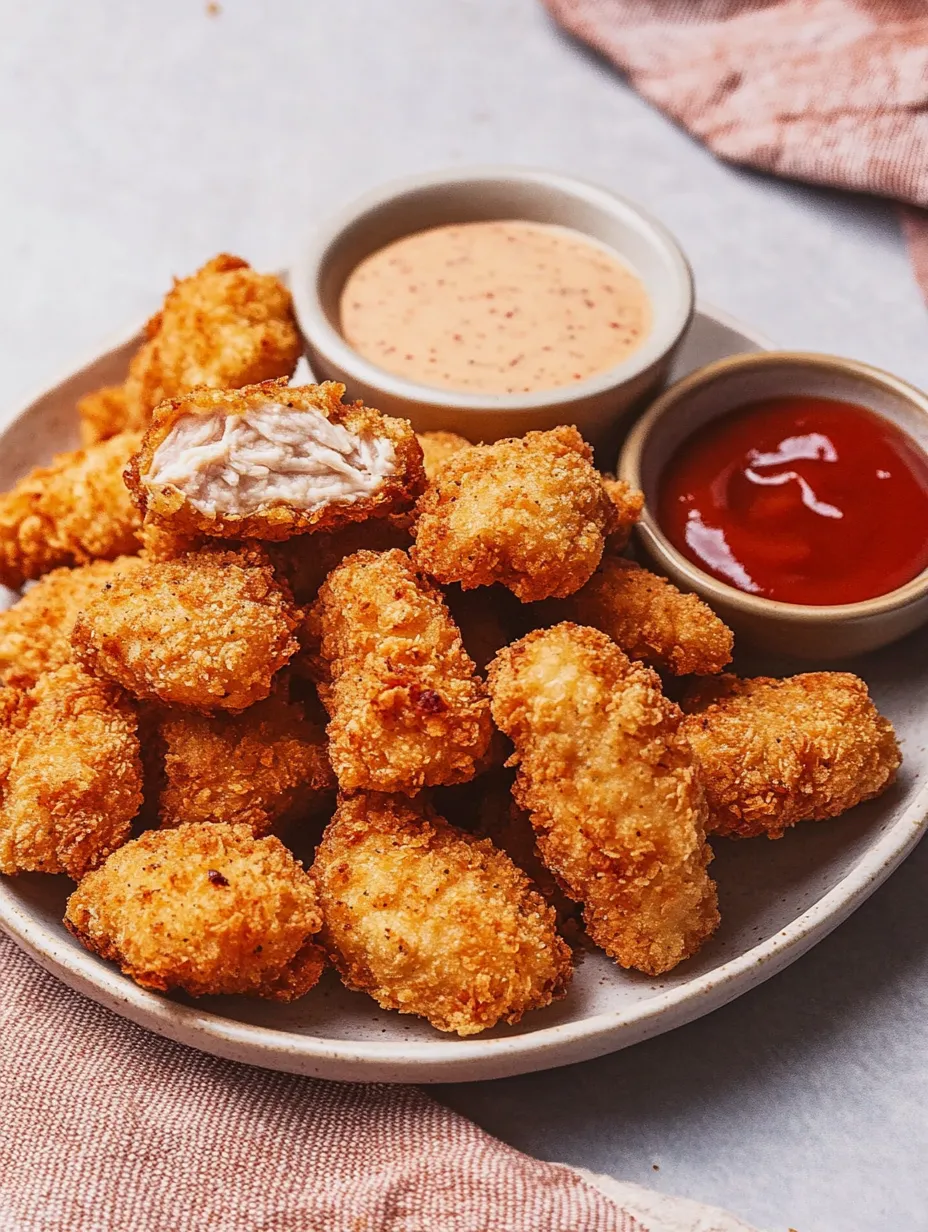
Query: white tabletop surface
2 4 926 1230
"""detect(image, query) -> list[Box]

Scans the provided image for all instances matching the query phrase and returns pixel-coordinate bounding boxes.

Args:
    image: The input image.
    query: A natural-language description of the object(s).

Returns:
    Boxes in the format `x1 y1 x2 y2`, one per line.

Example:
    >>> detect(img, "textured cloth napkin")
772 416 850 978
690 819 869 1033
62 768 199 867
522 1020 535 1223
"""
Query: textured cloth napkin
542 0 928 303
0 931 760 1232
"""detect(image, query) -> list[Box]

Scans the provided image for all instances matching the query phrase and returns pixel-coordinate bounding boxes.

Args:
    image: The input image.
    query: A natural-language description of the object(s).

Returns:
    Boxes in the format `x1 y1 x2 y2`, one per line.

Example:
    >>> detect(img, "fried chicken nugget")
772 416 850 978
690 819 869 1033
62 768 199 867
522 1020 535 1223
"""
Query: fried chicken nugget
0 664 143 880
78 254 301 443
416 430 472 481
157 690 335 835
411 425 617 602
0 432 143 589
65 821 325 1000
71 546 298 711
555 556 734 676
680 672 901 839
601 475 644 554
488 623 719 975
311 793 572 1035
126 380 426 543
305 549 492 793
0 556 145 688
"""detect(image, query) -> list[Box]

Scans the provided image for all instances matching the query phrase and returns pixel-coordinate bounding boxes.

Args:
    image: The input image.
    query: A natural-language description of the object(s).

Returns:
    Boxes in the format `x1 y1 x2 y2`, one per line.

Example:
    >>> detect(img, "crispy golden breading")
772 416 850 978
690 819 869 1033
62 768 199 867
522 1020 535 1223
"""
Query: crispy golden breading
126 380 426 542
157 691 335 835
601 476 644 554
488 623 719 975
312 793 572 1036
0 556 145 688
65 822 324 1000
0 432 143 589
71 546 298 712
0 664 143 880
266 518 412 606
305 549 492 793
78 255 301 443
680 672 901 839
411 426 617 602
556 556 733 676
417 430 472 481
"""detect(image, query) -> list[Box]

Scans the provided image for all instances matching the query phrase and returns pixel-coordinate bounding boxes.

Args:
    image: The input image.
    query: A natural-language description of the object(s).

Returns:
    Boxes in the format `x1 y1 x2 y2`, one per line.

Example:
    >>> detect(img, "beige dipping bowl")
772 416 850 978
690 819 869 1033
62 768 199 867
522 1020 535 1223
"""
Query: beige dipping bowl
619 351 928 660
290 167 694 444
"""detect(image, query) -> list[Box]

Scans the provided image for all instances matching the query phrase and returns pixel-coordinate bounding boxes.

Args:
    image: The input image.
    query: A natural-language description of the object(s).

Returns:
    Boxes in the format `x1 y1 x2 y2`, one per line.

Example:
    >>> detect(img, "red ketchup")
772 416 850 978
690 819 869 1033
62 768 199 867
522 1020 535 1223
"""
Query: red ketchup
658 396 928 606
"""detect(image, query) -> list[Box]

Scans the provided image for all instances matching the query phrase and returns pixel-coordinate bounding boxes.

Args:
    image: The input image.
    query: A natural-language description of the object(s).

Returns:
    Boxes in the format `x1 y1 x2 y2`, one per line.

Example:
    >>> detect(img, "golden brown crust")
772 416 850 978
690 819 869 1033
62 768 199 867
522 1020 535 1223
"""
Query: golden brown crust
416 431 473 482
157 691 335 835
126 379 426 541
680 672 902 839
411 425 617 602
601 476 644 554
311 793 572 1035
71 546 299 712
0 432 143 589
79 255 301 443
65 821 324 1000
304 549 492 793
488 622 719 976
556 556 734 676
0 664 143 880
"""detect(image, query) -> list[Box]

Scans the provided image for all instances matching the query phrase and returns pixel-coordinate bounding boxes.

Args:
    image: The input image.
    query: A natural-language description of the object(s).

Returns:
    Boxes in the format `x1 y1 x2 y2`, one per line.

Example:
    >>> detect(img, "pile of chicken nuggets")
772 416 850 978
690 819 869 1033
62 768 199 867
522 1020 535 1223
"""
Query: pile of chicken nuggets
0 255 902 1037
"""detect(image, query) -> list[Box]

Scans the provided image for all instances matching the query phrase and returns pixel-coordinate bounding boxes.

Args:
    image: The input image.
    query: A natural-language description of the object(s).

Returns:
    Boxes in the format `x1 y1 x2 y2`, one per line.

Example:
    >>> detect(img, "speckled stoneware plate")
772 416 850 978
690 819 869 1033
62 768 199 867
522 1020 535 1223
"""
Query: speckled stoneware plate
1 305 926 1083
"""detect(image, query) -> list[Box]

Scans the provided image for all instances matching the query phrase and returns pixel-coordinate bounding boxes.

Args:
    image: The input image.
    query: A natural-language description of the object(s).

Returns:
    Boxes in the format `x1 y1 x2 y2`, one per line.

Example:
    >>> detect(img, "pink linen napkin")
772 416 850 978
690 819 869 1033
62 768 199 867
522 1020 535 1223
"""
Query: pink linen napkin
541 0 928 303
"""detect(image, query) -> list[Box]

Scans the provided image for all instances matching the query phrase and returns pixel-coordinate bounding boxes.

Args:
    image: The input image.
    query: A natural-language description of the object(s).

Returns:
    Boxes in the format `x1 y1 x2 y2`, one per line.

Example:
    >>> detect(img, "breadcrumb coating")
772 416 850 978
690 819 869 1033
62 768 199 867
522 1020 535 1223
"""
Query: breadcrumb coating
0 432 143 589
78 255 301 443
312 793 572 1036
304 549 492 793
411 425 617 602
157 691 335 835
0 556 145 688
0 664 143 880
601 476 644 554
126 379 426 542
65 821 325 1000
557 556 733 676
681 672 901 839
488 623 719 975
71 546 299 712
416 431 472 482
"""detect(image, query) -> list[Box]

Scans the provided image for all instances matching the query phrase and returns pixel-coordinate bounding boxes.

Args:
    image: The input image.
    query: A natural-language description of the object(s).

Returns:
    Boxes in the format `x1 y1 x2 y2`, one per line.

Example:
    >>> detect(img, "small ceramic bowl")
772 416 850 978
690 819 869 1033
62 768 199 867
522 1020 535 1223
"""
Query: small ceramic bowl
619 351 928 660
290 166 694 445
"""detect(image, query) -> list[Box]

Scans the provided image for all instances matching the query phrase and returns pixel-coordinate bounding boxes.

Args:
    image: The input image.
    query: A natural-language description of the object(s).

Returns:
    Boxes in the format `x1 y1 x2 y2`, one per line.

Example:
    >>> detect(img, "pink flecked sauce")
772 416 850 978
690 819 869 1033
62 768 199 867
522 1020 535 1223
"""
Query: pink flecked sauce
338 220 652 395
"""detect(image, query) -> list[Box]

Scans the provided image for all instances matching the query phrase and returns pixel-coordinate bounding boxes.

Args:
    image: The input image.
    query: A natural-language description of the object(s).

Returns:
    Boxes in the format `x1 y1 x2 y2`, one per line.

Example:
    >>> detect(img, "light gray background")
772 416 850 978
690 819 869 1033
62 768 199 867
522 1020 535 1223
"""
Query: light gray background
2 4 925 1230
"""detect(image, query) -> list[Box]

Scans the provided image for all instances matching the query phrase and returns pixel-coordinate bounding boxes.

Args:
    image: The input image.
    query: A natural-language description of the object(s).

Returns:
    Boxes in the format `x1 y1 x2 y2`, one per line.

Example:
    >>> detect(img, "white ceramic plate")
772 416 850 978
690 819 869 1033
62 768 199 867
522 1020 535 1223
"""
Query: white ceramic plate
2 305 926 1083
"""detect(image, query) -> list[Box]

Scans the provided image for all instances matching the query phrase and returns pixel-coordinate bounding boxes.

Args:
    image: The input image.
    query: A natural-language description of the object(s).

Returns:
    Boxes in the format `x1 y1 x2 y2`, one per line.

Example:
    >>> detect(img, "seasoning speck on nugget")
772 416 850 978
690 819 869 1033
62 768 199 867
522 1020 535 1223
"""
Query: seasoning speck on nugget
65 822 325 1000
0 432 143 589
488 623 719 976
411 425 617 602
126 379 426 542
557 556 733 676
312 793 572 1036
157 690 335 835
78 254 301 443
305 549 492 793
72 546 299 712
681 672 901 839
0 664 143 880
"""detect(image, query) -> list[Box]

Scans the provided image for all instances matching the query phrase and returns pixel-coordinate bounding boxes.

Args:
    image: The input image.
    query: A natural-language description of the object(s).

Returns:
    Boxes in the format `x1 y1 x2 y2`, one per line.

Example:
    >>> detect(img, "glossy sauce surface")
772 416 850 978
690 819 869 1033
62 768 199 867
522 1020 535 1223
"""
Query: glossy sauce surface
658 395 928 605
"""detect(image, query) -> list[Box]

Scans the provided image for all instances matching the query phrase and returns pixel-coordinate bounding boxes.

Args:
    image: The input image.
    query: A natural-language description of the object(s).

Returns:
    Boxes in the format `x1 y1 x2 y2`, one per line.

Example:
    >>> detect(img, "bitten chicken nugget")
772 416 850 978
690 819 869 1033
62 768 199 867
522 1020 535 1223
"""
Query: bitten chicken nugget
0 432 143 589
126 379 426 543
416 430 472 481
311 793 572 1036
411 425 617 602
304 549 491 793
72 546 298 711
601 476 644 554
157 690 335 835
65 822 325 1000
78 254 301 443
680 672 901 839
0 664 143 880
556 556 733 676
488 623 719 975
0 556 145 688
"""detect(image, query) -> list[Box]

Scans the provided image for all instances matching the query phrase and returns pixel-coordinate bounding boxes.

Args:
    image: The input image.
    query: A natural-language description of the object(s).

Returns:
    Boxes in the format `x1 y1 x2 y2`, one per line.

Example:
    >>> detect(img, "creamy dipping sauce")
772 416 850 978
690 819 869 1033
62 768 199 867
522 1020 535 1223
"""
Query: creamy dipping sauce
339 220 652 395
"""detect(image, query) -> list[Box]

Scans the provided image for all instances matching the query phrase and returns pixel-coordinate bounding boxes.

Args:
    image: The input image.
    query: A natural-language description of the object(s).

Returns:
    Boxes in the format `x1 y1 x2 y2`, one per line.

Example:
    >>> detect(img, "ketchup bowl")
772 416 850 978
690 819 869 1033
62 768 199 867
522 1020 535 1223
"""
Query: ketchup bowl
619 351 928 660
